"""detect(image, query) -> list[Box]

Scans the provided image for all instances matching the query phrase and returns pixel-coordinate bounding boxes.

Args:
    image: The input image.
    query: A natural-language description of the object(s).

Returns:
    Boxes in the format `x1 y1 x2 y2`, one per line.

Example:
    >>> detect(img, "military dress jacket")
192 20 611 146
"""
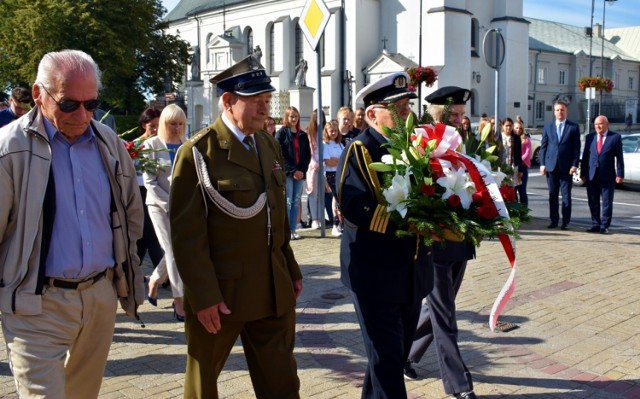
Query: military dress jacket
170 117 302 322
337 127 433 303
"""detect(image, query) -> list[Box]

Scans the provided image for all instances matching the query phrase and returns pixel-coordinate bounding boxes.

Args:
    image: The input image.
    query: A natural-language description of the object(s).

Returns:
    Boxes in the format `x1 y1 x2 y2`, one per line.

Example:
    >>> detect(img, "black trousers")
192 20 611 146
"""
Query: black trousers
352 293 421 399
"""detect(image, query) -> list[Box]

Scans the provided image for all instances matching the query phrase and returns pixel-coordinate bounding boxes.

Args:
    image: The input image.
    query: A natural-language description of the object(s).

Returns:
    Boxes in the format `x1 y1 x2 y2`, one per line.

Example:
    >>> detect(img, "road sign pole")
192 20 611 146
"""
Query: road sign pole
299 0 331 236
315 49 326 237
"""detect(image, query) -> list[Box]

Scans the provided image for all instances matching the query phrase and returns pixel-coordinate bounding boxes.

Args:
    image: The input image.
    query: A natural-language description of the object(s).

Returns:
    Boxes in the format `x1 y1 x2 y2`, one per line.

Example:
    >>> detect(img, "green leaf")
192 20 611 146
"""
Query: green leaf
369 162 394 172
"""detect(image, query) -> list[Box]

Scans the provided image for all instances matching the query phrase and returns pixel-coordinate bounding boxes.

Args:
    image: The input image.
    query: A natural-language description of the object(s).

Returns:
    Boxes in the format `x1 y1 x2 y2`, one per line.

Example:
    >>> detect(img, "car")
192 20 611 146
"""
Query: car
530 134 541 165
572 133 640 187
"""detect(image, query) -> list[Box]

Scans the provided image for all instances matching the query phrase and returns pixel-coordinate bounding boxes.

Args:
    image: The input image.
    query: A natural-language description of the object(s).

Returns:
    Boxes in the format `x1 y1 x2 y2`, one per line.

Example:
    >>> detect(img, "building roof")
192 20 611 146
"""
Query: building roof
606 27 640 61
527 17 638 62
165 0 248 22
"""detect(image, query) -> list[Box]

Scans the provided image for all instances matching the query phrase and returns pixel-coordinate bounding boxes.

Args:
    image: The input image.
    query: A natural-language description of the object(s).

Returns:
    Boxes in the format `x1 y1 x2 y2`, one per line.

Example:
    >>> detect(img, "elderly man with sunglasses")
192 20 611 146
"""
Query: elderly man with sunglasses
0 50 144 398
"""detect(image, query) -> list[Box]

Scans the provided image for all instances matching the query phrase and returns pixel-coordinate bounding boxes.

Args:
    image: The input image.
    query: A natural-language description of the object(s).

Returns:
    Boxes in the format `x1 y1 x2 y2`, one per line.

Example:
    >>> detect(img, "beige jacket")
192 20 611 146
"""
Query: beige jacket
0 108 144 317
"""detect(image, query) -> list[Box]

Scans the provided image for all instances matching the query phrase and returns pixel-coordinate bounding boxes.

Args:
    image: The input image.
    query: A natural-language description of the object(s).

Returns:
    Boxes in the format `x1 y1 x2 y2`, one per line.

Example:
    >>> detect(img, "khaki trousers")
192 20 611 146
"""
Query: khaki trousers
184 306 300 399
2 270 117 399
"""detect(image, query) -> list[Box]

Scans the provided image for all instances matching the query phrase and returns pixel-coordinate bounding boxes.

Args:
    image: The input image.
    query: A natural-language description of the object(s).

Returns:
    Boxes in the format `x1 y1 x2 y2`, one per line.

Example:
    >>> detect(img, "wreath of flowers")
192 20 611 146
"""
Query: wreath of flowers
369 106 530 331
369 108 529 247
406 66 438 92
578 76 614 93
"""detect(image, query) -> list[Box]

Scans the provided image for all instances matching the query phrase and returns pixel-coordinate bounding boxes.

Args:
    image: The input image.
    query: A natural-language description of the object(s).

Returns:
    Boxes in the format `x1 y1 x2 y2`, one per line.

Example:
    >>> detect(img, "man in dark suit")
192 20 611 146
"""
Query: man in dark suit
580 115 624 234
170 56 302 399
404 86 478 399
539 99 581 230
337 72 433 399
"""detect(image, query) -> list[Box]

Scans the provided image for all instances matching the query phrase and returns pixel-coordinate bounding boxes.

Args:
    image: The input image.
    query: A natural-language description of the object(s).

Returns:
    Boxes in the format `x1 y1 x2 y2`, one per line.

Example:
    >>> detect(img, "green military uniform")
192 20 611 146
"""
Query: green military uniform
170 116 302 399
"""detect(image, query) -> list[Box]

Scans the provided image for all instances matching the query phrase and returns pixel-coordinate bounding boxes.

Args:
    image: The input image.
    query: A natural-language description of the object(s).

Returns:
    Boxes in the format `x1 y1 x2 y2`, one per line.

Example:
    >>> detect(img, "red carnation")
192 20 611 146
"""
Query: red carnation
499 186 517 203
420 183 436 197
447 194 461 208
472 189 491 204
477 203 499 220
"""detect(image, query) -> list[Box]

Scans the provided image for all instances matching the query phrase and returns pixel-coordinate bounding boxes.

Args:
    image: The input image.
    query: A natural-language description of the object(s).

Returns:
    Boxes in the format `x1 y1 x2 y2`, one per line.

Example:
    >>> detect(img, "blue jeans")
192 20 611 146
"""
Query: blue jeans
286 177 305 231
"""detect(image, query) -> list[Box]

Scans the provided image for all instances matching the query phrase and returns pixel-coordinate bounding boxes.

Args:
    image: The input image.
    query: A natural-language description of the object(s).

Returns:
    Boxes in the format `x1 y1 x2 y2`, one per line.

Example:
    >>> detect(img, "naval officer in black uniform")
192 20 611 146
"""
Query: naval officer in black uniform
404 86 478 399
337 72 434 399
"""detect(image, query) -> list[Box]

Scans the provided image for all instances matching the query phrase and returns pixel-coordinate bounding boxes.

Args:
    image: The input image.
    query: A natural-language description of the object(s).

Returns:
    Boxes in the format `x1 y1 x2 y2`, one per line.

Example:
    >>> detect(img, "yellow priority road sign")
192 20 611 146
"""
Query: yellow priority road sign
299 0 331 51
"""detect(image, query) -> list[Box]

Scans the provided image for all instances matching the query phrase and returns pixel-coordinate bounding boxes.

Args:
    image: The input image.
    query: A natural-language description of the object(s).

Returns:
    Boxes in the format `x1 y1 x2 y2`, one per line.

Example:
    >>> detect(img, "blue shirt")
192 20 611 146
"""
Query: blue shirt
0 108 17 128
44 119 114 278
167 143 181 165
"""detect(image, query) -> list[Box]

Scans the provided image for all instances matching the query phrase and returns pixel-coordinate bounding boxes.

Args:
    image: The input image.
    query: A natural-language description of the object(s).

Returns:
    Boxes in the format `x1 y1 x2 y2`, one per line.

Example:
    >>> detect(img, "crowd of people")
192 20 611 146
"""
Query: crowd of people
0 49 626 399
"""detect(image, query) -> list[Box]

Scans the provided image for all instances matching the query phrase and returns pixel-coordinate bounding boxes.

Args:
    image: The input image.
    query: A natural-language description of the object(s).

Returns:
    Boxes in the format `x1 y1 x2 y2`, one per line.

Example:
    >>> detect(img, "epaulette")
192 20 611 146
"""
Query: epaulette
188 126 213 145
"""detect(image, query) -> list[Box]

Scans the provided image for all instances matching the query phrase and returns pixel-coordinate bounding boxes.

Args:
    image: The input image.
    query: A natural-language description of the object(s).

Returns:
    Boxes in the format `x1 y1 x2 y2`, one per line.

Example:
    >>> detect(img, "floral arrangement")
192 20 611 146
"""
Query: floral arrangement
370 110 529 247
369 106 529 331
119 126 168 175
578 76 614 93
406 66 438 92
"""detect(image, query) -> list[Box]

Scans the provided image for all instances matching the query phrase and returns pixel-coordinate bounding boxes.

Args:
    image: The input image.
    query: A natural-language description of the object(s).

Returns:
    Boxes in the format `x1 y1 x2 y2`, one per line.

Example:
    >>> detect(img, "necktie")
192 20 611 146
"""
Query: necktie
597 133 603 154
557 122 564 141
243 135 257 156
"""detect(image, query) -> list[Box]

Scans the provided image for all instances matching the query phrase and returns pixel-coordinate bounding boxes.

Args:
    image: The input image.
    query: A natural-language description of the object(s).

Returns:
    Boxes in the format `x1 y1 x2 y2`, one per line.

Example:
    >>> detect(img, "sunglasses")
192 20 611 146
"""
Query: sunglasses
41 85 101 113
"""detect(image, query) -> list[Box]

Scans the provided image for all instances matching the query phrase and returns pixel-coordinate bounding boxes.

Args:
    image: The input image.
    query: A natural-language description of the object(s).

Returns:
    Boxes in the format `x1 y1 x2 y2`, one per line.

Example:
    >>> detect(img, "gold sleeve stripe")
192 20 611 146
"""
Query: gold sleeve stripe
369 204 390 234
369 204 382 232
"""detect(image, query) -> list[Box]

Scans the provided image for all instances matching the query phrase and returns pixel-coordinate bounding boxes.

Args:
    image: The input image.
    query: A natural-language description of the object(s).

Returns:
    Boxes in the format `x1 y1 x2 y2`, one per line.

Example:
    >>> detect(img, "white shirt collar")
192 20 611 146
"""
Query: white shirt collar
221 112 254 144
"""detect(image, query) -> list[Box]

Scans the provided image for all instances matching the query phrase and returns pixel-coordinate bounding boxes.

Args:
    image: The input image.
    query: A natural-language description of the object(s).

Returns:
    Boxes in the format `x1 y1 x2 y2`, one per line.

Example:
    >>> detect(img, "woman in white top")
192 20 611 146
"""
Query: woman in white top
322 120 344 236
135 108 166 298
143 104 187 321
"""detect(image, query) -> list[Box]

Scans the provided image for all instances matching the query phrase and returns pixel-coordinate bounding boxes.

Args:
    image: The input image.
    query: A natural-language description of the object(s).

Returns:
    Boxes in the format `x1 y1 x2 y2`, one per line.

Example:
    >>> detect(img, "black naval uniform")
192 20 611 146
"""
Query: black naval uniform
337 127 434 398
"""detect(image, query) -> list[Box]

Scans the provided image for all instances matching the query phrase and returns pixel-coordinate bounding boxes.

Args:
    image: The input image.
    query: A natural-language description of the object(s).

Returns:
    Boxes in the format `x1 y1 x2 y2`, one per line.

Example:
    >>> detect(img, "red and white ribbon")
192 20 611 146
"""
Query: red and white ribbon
417 123 517 332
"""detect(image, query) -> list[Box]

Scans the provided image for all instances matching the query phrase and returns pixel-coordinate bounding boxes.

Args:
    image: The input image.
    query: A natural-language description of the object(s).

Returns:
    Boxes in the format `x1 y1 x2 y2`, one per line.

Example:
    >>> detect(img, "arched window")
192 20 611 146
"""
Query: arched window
205 33 213 64
246 27 254 56
295 23 304 67
471 18 479 57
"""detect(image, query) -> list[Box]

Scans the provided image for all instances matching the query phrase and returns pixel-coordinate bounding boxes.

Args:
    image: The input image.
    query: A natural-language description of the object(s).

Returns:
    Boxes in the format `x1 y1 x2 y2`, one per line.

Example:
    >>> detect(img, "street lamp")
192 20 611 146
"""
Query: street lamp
600 0 618 112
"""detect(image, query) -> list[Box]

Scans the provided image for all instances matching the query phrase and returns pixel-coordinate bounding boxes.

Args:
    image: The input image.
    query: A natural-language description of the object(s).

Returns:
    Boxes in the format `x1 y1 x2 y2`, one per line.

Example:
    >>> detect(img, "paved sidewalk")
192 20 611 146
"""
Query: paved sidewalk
0 218 639 398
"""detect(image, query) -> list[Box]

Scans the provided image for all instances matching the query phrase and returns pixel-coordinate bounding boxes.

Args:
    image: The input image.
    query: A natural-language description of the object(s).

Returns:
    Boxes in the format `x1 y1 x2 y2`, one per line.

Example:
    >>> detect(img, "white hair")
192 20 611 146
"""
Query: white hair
35 50 102 91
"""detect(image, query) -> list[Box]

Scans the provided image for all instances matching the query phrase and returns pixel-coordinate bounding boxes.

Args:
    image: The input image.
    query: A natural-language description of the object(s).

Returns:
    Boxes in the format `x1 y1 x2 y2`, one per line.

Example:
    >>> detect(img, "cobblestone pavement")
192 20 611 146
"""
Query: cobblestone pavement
0 218 638 398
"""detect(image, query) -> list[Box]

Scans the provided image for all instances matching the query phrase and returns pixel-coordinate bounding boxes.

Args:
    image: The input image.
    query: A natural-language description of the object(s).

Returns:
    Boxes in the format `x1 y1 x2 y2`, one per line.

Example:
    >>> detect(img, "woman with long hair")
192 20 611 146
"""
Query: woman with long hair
514 120 531 205
275 106 311 239
264 116 277 136
143 104 187 321
322 120 344 236
305 109 327 229
500 117 524 188
136 108 166 298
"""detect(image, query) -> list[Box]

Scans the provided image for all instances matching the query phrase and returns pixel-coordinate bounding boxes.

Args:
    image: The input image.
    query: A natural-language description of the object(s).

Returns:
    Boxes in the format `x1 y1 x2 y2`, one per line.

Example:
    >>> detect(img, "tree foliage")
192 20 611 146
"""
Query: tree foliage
0 0 190 114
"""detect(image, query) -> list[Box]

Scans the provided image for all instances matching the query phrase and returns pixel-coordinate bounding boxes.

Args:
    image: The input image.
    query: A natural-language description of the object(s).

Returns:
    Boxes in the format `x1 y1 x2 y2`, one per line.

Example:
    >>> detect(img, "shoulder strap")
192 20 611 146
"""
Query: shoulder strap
338 140 385 207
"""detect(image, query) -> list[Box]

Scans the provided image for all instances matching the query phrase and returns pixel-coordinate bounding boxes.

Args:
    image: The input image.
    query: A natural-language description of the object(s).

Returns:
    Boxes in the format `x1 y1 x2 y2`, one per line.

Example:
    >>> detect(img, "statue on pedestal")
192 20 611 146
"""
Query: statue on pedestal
252 45 263 64
190 45 200 81
294 58 308 87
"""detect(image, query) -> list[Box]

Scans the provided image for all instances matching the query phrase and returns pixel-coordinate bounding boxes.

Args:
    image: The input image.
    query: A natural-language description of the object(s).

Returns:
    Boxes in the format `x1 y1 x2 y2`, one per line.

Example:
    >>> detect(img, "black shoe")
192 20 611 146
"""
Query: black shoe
172 302 185 322
547 223 558 228
403 361 418 380
600 228 609 234
560 224 568 231
452 391 478 399
586 226 600 233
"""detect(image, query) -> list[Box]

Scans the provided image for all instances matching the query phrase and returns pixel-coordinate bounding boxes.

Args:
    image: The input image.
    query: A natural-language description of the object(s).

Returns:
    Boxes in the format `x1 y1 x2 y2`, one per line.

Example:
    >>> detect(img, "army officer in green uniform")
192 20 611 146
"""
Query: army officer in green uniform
170 55 302 399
